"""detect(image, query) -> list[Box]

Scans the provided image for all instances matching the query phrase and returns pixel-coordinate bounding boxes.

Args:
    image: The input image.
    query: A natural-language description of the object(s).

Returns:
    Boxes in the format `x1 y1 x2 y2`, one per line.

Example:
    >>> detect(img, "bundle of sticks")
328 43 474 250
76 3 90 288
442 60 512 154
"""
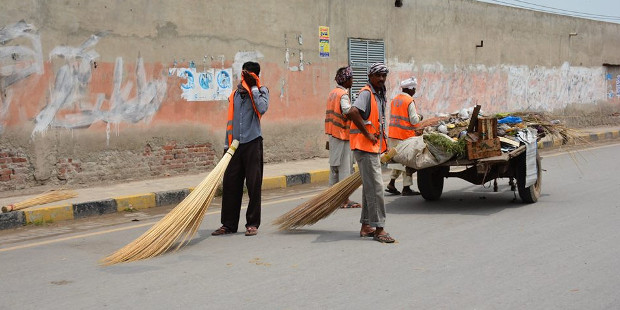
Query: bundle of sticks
1 189 78 213
101 140 239 265
273 149 396 231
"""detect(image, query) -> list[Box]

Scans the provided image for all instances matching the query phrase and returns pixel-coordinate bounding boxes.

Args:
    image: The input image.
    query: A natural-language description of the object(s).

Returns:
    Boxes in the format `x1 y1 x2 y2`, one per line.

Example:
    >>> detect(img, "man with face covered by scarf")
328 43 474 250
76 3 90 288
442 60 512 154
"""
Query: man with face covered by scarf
212 61 269 237
325 66 361 209
346 63 396 243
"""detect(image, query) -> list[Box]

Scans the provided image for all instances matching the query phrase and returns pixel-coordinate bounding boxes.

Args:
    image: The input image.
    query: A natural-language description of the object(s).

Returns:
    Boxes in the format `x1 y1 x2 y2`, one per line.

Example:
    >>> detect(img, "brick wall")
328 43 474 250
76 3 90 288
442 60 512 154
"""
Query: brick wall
0 149 31 190
0 142 218 193
145 141 217 177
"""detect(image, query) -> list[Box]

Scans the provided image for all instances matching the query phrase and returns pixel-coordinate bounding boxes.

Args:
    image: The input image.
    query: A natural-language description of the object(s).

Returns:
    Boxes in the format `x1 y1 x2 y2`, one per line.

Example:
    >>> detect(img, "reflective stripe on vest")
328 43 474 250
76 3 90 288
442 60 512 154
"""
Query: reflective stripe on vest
324 87 350 141
388 93 418 140
349 85 387 154
226 73 262 147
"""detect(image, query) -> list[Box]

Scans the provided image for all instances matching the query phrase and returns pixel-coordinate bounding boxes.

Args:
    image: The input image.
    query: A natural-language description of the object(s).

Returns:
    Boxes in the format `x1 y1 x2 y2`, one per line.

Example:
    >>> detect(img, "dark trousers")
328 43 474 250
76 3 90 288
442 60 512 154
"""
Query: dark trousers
221 137 263 232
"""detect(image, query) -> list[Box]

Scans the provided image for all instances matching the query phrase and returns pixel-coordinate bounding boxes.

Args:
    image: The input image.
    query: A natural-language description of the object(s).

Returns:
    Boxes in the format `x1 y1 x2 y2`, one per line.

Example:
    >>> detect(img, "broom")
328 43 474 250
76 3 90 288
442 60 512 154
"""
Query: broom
273 149 396 231
100 140 239 265
1 189 78 213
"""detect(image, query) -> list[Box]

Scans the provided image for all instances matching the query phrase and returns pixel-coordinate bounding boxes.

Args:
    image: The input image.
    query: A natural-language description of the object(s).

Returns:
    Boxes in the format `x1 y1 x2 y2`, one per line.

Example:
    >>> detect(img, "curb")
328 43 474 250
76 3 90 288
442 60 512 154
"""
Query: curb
0 171 328 230
1 128 619 230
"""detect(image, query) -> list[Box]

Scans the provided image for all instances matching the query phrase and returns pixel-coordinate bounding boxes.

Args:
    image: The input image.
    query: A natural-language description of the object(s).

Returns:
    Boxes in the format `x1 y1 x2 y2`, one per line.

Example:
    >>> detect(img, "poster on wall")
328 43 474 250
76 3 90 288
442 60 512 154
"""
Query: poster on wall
169 67 233 101
319 26 330 58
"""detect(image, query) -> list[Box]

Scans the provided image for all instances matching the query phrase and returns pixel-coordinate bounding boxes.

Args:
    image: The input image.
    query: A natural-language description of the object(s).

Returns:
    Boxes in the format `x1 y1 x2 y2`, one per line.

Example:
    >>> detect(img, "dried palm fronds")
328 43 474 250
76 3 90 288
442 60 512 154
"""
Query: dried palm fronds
1 189 77 213
101 140 239 266
273 170 362 231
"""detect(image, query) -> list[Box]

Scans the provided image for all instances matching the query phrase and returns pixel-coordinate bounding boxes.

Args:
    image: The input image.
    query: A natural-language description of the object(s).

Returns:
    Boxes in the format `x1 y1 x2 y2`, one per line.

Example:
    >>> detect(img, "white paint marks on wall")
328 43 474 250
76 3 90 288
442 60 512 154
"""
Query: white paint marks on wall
0 20 43 132
32 33 167 141
232 51 264 81
389 59 605 114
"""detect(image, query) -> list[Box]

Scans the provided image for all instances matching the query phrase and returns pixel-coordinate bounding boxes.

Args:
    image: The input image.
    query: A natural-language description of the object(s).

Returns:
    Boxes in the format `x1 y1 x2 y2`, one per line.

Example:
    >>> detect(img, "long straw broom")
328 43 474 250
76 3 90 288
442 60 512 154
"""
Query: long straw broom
100 140 239 265
1 189 78 213
273 149 396 231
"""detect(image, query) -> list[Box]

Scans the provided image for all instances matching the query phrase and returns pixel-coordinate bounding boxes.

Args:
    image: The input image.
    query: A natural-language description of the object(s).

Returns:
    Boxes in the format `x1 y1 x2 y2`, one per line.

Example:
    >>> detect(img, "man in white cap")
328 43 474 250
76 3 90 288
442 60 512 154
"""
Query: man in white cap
386 76 423 196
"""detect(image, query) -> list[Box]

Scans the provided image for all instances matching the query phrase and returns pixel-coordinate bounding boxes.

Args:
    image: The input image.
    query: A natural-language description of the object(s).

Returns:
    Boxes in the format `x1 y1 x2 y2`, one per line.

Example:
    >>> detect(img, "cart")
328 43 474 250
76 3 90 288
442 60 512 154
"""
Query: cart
415 145 542 203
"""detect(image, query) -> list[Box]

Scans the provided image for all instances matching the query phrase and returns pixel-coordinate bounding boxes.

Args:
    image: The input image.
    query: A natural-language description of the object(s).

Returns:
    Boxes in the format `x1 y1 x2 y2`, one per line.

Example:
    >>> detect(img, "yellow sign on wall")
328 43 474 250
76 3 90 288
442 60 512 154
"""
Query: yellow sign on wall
319 26 330 58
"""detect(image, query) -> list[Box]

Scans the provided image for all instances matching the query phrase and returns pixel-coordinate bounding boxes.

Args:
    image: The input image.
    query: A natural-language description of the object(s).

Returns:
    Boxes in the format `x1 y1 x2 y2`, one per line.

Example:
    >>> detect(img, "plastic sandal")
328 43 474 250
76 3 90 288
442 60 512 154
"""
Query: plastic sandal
373 233 395 243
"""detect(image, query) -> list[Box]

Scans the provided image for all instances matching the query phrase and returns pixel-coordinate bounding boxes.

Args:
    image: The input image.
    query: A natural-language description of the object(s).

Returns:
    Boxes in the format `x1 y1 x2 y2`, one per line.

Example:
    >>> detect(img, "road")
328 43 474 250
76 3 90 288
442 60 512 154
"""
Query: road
1 142 620 310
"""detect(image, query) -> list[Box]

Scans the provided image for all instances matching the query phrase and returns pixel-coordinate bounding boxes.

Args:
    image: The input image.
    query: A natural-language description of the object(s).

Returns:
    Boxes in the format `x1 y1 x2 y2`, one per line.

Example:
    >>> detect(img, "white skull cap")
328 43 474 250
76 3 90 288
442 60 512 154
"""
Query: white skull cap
400 77 418 89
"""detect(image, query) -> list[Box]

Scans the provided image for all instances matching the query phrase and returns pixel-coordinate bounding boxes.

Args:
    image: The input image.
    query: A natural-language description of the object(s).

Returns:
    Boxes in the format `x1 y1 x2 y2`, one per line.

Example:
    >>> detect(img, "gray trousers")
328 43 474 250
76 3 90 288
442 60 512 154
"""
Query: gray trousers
353 150 386 228
329 137 353 186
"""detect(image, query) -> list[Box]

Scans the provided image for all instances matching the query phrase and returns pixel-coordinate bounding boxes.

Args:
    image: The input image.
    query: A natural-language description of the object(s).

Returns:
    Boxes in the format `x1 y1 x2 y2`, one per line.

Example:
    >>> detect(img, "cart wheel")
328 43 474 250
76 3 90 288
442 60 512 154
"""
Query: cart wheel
417 166 448 201
516 153 542 203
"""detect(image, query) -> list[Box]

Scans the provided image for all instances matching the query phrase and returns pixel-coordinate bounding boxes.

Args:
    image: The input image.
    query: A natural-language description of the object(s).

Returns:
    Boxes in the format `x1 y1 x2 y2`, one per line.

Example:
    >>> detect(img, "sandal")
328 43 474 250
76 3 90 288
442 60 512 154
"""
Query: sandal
211 226 234 236
373 233 395 243
359 230 376 237
385 184 401 195
401 188 421 196
245 226 258 236
341 201 362 209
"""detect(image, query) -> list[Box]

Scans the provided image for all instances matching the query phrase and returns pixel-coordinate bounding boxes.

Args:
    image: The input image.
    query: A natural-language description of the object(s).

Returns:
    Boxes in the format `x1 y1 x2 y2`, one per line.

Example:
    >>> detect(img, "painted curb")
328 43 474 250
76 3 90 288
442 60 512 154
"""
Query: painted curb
0 211 25 230
1 128 618 230
24 204 73 224
114 193 157 211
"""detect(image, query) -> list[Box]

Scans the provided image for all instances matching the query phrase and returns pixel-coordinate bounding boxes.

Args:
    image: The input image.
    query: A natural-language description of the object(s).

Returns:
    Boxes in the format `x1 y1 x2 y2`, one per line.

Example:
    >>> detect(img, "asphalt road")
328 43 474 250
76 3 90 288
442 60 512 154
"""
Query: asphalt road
1 142 620 310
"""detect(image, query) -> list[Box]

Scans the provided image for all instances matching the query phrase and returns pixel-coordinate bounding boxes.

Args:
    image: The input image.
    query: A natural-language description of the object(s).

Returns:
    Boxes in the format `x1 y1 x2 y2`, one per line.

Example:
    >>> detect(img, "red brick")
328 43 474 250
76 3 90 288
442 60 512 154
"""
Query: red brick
0 175 10 181
12 157 27 163
162 145 175 151
163 155 173 160
0 152 8 157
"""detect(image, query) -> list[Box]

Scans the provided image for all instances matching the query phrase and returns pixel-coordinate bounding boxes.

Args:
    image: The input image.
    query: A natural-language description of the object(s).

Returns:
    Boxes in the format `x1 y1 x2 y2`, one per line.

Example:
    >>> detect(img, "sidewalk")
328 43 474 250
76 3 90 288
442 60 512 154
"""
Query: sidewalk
1 126 620 230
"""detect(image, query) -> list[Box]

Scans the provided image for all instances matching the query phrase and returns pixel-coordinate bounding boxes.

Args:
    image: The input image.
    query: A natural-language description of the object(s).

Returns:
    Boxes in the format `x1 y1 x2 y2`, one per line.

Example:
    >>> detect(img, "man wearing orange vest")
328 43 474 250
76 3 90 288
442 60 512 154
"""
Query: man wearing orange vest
386 77 423 196
212 61 269 237
325 66 361 209
346 63 395 243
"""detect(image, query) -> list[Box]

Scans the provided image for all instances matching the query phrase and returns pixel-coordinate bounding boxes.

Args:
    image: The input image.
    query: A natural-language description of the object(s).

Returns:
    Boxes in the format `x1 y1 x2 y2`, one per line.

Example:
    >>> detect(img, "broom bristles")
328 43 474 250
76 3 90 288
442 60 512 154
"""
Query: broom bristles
272 150 394 231
272 171 362 230
100 140 239 266
1 190 78 213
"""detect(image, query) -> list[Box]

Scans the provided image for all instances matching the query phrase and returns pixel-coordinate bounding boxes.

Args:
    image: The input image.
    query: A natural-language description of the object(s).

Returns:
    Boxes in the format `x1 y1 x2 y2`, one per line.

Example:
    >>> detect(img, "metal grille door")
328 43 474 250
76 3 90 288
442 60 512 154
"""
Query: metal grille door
348 38 385 99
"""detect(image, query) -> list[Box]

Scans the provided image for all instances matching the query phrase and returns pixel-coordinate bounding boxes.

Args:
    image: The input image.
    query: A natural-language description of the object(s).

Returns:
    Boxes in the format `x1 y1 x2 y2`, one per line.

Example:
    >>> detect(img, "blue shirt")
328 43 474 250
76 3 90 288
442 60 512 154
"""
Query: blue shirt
225 85 269 149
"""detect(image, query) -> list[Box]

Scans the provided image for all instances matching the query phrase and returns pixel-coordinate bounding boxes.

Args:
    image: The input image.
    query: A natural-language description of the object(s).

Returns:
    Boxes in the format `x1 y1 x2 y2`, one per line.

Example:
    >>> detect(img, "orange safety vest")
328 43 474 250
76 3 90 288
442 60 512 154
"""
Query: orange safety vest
226 72 262 147
388 93 419 140
349 85 387 154
324 87 350 141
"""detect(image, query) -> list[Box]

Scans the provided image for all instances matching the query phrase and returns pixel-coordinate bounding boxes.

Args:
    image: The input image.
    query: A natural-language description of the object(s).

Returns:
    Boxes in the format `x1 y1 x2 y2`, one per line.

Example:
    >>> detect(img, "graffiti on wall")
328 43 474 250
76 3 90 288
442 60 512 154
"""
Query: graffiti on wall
392 61 606 115
617 75 620 97
169 67 232 101
0 20 43 132
32 33 167 139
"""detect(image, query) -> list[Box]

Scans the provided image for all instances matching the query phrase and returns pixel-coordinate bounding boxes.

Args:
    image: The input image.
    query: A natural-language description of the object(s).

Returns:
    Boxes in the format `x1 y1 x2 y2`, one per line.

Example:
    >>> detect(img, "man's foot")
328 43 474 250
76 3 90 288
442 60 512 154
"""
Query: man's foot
373 231 396 243
359 224 376 237
401 187 421 196
385 183 401 195
211 226 234 236
245 226 258 236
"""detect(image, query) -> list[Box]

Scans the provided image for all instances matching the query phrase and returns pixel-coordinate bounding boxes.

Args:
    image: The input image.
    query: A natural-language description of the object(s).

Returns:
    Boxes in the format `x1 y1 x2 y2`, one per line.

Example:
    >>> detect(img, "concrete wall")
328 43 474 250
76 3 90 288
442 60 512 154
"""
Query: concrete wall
1 0 619 192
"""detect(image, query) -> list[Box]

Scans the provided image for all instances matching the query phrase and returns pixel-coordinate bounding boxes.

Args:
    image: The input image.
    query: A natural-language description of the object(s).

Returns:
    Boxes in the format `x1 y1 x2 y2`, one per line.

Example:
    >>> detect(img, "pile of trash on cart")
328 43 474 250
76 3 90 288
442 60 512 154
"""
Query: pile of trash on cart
390 105 582 169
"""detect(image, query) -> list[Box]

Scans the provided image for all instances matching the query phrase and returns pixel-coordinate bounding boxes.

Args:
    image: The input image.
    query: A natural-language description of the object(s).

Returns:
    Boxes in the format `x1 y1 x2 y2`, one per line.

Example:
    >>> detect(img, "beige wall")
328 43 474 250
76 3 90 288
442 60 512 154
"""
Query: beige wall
1 0 619 191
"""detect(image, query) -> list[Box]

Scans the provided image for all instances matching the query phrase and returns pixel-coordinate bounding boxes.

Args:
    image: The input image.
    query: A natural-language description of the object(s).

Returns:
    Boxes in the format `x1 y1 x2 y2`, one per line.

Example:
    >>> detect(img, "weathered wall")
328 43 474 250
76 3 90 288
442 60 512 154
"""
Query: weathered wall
1 0 619 192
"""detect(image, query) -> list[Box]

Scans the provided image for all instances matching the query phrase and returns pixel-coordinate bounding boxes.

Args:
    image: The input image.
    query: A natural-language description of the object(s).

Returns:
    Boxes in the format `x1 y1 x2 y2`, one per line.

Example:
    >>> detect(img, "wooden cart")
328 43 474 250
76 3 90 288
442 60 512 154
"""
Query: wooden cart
415 145 542 203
